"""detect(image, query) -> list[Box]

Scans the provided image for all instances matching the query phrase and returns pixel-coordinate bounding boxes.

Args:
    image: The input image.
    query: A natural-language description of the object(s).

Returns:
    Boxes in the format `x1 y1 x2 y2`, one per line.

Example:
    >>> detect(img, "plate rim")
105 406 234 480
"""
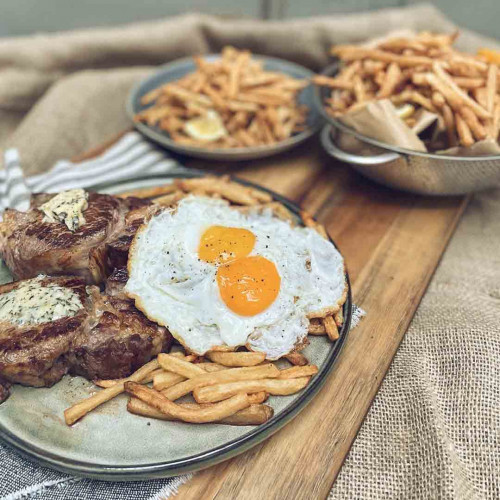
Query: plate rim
0 172 352 480
126 54 324 161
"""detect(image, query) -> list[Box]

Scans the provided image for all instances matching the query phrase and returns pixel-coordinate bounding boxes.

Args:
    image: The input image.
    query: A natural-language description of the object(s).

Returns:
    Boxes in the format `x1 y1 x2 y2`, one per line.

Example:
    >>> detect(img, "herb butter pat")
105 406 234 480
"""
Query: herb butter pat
39 189 88 231
0 277 83 326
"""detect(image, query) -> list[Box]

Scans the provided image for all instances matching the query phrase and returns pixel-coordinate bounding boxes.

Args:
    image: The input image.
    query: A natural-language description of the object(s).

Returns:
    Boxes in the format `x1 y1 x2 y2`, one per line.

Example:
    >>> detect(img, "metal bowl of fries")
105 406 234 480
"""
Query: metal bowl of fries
313 33 500 196
127 50 323 161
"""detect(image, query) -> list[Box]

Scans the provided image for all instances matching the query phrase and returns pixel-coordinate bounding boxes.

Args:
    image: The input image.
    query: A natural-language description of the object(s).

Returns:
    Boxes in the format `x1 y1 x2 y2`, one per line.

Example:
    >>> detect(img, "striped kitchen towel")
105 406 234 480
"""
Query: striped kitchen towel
0 131 183 215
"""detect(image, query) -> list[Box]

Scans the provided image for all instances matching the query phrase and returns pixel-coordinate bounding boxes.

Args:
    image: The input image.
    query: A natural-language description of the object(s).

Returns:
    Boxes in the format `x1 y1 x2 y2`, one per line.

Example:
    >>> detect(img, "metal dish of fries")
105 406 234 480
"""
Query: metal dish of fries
127 49 322 161
0 172 352 480
313 32 500 195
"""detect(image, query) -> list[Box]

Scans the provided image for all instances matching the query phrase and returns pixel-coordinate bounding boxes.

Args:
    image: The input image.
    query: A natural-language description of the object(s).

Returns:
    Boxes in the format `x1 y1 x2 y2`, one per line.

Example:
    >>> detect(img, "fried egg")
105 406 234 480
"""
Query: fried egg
126 196 346 359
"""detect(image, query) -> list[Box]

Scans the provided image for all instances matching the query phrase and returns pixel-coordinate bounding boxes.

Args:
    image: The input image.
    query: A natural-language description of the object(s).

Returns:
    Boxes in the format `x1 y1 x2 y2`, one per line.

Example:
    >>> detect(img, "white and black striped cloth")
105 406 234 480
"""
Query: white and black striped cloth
0 131 181 215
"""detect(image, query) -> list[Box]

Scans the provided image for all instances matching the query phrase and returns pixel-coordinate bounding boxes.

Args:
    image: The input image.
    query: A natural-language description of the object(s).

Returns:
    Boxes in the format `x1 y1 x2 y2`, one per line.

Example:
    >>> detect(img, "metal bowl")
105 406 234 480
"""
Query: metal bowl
314 61 500 196
127 55 323 162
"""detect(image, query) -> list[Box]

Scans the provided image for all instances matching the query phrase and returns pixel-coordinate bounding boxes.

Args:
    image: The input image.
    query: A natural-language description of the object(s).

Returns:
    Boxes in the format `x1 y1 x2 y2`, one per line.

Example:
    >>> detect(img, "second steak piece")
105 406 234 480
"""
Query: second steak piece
0 191 138 284
69 288 172 380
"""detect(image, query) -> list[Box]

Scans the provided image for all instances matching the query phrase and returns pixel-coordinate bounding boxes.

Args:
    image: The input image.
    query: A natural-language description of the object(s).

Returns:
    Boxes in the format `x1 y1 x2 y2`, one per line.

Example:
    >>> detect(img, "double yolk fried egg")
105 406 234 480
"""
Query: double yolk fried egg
126 197 346 359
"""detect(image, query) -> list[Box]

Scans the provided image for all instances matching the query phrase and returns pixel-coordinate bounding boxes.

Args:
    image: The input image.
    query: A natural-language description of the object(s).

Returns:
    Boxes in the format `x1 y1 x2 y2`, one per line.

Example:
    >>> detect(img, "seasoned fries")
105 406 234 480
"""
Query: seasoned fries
135 47 309 149
315 31 500 150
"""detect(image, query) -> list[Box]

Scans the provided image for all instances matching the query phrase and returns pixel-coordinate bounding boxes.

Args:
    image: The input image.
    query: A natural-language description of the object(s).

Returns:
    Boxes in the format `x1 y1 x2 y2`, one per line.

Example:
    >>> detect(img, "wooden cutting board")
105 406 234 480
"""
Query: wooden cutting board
77 132 469 499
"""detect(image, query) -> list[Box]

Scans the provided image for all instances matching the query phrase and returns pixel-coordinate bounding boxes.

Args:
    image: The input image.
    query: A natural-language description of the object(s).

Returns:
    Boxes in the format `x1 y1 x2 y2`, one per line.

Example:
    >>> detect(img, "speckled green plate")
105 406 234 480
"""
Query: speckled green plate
0 173 351 481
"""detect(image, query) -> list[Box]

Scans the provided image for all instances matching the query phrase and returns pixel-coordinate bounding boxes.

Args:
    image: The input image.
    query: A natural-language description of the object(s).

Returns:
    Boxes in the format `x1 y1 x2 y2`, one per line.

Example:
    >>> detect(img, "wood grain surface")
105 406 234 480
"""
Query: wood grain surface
78 133 468 499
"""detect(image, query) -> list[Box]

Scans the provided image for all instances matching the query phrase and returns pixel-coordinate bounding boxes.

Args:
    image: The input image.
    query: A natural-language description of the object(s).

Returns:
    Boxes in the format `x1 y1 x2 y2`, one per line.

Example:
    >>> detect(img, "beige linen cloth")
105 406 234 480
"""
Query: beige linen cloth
0 4 498 499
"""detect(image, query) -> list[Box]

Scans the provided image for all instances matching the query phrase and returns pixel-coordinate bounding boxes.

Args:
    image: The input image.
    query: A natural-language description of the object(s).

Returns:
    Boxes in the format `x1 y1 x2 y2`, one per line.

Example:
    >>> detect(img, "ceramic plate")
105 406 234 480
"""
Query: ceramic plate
127 55 323 161
0 173 351 480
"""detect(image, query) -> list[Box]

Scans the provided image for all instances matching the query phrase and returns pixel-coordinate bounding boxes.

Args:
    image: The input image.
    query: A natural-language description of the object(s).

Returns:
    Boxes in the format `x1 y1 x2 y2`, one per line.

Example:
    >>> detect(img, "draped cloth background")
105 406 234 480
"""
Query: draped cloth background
0 4 499 499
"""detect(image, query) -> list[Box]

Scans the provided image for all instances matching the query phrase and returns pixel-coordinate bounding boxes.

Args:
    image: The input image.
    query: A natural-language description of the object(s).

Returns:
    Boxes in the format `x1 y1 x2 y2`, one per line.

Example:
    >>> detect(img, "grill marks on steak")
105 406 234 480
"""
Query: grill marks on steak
0 192 136 284
0 276 172 401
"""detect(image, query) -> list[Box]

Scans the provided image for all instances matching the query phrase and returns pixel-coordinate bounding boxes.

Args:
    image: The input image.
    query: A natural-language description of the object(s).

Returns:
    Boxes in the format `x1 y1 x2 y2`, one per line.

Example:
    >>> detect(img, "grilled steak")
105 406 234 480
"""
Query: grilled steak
69 288 171 380
0 378 11 404
105 267 129 296
105 201 155 273
0 275 172 402
0 276 88 387
0 192 148 284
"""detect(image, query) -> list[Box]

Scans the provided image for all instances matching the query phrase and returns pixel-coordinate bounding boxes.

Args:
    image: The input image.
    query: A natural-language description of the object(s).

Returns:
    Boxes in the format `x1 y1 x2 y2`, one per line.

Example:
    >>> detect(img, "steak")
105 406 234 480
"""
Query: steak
0 275 172 402
105 267 129 296
104 201 155 273
0 192 149 284
69 288 170 380
0 276 89 388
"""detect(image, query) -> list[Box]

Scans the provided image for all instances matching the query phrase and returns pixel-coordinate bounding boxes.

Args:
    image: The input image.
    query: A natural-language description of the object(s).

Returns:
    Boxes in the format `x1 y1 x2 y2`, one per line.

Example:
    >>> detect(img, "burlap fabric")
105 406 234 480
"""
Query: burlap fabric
0 4 498 498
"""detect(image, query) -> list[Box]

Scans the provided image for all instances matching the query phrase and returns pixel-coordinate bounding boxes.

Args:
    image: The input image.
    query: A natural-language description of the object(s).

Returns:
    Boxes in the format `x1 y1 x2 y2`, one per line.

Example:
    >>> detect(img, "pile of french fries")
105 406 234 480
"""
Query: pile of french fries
314 32 500 149
64 350 319 426
134 47 309 149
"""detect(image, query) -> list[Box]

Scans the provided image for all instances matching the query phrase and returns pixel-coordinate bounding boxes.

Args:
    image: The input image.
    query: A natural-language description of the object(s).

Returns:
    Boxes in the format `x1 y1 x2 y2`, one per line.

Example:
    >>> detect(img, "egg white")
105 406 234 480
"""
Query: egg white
126 196 346 359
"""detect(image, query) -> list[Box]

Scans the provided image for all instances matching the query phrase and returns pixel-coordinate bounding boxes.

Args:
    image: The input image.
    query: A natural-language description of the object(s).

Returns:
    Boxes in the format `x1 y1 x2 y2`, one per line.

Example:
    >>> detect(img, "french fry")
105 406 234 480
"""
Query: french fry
64 359 159 425
153 371 186 391
284 352 309 366
206 351 266 367
433 62 491 119
452 76 486 89
193 377 311 403
334 308 344 327
158 353 206 378
431 91 446 108
125 382 251 423
277 365 318 379
442 103 457 146
377 62 402 98
332 47 434 68
128 398 274 426
169 351 198 361
312 75 352 90
162 364 280 401
308 320 326 335
307 306 340 319
456 113 475 147
175 177 272 205
493 99 500 140
459 107 487 141
323 315 339 341
486 64 498 114
352 75 366 103
93 368 164 389
196 362 228 372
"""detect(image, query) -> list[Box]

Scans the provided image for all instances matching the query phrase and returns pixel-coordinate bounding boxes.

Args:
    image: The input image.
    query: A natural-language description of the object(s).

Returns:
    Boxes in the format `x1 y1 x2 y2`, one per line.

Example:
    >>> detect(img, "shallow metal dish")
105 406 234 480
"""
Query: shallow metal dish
127 55 323 161
0 172 352 481
314 61 500 196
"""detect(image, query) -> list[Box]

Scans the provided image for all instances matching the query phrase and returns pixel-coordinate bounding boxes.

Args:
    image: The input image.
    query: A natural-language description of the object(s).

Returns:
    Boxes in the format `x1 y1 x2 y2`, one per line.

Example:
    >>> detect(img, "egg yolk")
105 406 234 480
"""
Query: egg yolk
199 225 256 264
216 256 280 316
